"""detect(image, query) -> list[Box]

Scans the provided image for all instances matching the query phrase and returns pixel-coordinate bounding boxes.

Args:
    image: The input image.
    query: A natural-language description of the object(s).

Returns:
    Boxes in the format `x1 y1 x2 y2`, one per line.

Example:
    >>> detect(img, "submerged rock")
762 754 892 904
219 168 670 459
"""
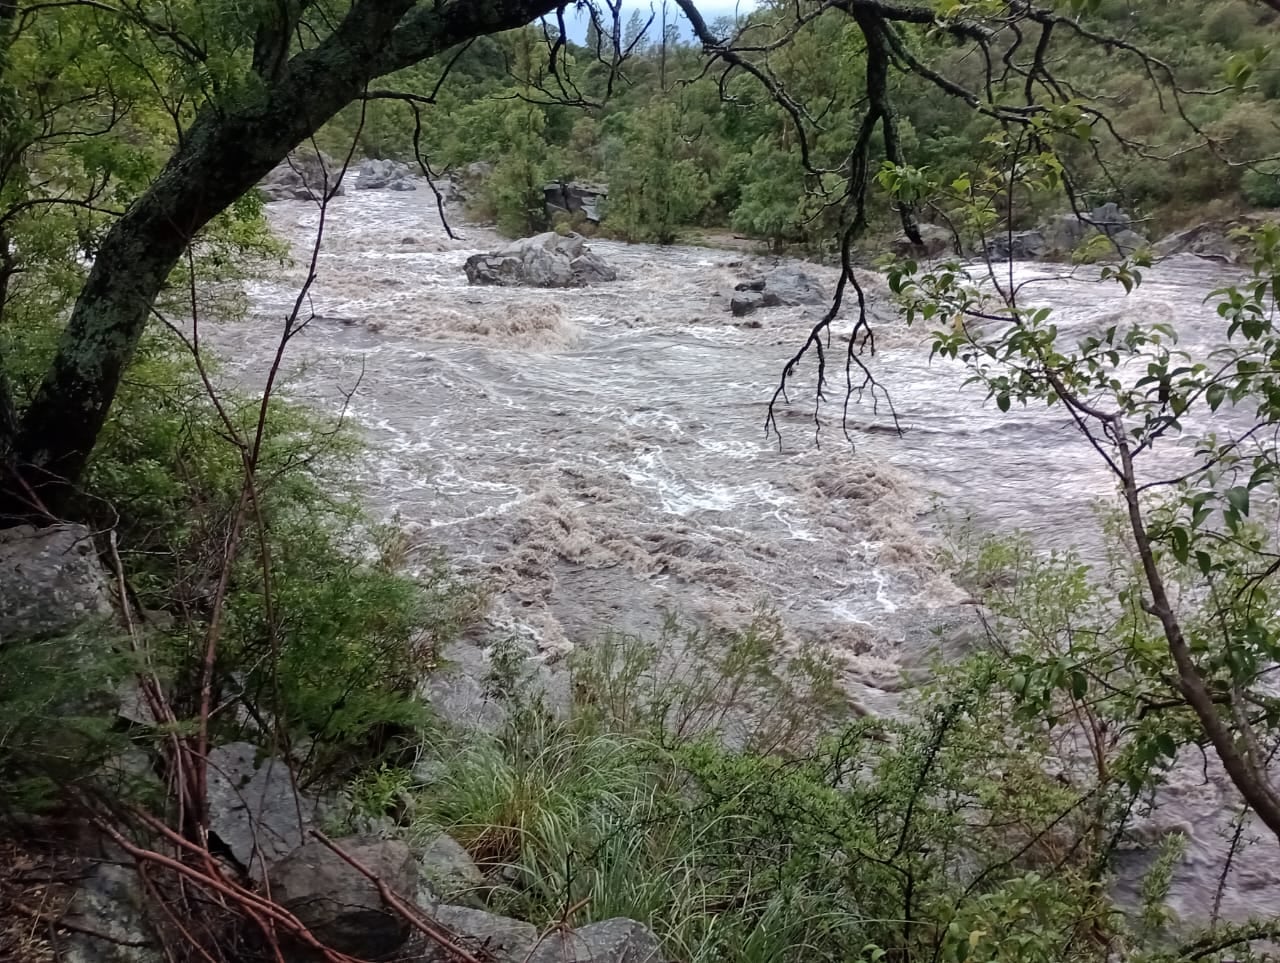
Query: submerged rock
0 524 113 645
464 232 617 288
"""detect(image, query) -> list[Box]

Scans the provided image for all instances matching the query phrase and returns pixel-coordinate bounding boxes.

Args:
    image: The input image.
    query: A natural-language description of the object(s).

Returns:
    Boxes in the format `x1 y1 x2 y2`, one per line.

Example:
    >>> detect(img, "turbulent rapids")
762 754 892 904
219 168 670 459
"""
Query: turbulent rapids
221 187 1275 923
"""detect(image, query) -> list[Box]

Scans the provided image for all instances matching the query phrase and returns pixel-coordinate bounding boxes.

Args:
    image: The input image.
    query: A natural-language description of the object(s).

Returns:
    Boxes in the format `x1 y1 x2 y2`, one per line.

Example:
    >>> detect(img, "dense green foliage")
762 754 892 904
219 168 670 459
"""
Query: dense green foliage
326 1 1280 246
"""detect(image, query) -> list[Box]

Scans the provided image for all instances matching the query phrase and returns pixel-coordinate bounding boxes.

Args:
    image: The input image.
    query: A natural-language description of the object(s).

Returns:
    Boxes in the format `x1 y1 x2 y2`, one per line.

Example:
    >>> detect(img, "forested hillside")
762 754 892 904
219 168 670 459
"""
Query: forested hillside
323 0 1280 248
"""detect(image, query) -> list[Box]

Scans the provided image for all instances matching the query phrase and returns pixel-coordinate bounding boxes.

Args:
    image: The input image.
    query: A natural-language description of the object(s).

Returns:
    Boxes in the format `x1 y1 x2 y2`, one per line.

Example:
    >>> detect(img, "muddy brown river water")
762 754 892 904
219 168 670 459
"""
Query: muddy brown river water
221 186 1276 927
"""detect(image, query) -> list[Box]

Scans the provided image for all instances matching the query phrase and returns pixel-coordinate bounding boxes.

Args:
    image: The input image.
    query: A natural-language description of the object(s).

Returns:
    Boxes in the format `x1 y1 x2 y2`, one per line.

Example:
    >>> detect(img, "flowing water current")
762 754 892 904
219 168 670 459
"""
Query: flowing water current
221 187 1277 929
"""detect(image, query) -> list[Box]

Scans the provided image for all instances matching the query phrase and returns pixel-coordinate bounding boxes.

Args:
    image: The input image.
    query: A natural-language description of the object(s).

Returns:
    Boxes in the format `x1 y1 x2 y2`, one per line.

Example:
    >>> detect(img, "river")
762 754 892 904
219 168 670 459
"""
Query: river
225 186 1275 928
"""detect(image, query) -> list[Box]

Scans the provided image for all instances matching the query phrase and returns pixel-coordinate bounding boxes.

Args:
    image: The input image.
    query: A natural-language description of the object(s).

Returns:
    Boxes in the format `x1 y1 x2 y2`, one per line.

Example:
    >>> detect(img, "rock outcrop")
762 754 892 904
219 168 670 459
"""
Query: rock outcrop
545 181 608 222
259 150 346 202
890 222 953 258
527 918 667 963
464 233 617 288
270 837 418 959
986 203 1147 261
206 742 318 878
415 905 538 963
1153 223 1242 263
416 830 487 905
355 158 418 192
0 524 113 645
60 861 162 963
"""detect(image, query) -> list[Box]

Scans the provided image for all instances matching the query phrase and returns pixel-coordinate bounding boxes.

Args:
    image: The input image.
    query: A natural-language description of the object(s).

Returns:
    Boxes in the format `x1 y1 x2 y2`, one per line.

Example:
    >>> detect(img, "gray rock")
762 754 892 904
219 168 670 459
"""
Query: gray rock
733 277 766 292
61 861 161 963
416 831 486 905
356 158 417 192
417 905 537 963
464 232 617 288
890 222 953 258
988 204 1147 261
1154 223 1241 263
0 524 113 645
986 229 1049 261
259 150 346 203
761 266 827 306
1107 228 1148 257
270 836 417 960
527 918 666 963
206 742 317 878
545 181 609 223
729 290 780 317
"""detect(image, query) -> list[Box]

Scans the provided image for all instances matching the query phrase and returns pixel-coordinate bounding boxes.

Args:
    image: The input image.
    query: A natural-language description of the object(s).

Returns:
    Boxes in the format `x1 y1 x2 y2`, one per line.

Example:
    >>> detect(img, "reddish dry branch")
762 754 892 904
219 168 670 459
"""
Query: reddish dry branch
94 822 365 963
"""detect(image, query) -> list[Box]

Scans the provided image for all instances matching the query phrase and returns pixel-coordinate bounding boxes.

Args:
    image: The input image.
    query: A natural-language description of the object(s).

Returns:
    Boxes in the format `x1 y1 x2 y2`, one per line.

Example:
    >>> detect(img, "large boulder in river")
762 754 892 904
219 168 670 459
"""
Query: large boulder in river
356 158 417 192
724 266 827 317
1153 223 1242 263
0 524 113 645
464 232 617 288
259 150 346 202
986 229 1049 261
762 266 827 306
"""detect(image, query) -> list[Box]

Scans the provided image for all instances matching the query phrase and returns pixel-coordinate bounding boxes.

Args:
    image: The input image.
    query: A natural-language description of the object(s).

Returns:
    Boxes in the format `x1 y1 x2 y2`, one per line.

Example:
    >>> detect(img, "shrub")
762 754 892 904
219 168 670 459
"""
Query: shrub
409 614 1142 963
1241 168 1280 208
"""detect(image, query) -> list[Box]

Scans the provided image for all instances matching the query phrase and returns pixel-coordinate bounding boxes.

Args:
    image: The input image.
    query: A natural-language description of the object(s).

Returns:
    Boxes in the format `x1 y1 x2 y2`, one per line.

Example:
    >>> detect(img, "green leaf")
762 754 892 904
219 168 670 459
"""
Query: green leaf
1226 486 1251 519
